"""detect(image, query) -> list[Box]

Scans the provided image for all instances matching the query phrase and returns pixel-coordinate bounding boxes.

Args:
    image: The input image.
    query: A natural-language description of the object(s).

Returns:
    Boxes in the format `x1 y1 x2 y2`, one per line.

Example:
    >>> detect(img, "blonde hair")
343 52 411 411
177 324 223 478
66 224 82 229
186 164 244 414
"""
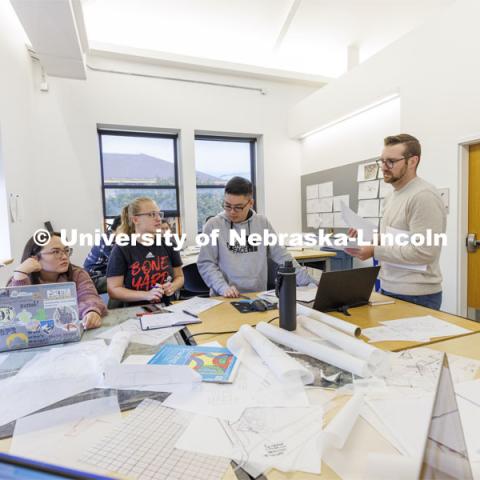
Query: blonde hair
118 197 155 235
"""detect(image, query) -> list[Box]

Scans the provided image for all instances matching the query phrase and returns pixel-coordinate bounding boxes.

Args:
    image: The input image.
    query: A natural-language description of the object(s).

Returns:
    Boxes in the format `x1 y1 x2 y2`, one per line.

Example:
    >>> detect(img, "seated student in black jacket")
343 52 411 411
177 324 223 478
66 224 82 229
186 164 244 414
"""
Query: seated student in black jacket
83 215 121 294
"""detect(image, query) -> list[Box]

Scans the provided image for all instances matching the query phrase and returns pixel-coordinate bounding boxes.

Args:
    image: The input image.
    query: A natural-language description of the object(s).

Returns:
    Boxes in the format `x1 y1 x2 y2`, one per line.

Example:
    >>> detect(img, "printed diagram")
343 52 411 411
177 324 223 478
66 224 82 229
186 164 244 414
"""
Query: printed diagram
386 349 443 391
221 406 323 477
189 352 234 378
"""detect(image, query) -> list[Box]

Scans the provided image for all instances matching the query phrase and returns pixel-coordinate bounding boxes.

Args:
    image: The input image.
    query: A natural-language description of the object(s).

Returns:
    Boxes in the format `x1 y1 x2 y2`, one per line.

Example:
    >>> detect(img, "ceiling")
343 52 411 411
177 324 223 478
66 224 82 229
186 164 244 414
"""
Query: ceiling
81 0 456 80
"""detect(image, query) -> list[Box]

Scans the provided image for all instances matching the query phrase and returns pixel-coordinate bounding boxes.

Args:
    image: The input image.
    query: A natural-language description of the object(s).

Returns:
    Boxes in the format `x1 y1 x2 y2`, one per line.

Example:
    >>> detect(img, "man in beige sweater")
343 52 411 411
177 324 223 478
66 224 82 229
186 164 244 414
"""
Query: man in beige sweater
347 134 446 310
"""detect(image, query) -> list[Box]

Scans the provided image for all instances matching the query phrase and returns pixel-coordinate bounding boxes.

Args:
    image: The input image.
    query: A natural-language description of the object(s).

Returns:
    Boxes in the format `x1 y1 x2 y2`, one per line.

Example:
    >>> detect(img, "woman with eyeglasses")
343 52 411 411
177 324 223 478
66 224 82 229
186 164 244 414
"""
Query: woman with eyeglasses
107 197 184 306
8 233 107 329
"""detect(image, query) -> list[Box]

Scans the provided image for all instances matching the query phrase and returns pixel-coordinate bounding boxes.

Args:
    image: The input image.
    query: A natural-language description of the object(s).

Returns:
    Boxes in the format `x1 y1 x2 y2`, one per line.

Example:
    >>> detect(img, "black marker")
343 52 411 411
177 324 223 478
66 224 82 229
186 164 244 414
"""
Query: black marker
182 310 199 318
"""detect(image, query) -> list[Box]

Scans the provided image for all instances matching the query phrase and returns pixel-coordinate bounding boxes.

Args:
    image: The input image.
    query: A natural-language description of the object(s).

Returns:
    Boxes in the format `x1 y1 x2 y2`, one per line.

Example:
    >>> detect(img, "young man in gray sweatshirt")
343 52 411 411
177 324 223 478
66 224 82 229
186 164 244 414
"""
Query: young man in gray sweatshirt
347 134 446 310
197 177 315 297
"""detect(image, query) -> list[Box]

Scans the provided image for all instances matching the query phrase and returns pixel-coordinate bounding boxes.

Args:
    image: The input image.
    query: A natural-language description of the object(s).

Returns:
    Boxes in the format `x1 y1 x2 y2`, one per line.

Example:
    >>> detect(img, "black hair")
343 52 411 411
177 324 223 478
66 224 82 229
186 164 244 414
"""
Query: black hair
225 176 253 196
19 232 74 284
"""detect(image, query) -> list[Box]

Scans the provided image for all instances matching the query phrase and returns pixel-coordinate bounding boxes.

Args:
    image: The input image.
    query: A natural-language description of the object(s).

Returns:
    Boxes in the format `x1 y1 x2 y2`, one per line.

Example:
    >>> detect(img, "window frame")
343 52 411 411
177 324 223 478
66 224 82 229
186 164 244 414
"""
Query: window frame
98 129 180 221
194 135 257 230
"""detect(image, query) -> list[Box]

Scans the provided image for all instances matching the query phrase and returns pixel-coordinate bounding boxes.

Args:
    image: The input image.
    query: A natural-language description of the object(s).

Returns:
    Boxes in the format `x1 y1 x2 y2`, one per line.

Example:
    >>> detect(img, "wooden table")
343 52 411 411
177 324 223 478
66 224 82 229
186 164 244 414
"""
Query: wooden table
427 331 480 360
188 293 480 351
1 298 479 480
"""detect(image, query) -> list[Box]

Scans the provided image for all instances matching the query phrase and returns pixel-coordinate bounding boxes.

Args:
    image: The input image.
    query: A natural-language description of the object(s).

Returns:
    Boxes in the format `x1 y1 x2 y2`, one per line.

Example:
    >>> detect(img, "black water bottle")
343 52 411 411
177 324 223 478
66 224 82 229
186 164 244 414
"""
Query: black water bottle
276 260 297 331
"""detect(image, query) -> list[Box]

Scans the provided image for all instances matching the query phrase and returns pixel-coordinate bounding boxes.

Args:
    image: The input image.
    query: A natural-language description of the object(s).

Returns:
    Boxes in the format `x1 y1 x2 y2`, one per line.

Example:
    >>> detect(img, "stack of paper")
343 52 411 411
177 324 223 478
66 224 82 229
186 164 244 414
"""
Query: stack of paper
0 341 107 427
162 346 309 421
340 201 377 242
175 406 324 477
296 286 318 302
363 316 471 343
96 319 181 346
258 286 317 303
10 397 122 472
139 311 201 330
168 296 223 315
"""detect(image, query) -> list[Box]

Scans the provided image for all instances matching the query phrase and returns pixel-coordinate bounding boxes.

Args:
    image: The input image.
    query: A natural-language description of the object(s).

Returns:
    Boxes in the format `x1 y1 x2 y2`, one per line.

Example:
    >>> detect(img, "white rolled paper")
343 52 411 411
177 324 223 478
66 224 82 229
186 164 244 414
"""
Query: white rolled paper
320 392 364 451
227 325 314 385
256 322 370 378
298 315 387 367
296 303 361 337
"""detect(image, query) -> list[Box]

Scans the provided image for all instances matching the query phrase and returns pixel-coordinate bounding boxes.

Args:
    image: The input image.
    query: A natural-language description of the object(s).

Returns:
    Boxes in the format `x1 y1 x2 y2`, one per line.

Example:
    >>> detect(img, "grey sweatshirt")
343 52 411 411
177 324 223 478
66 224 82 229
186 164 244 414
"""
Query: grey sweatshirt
197 210 315 296
374 176 446 295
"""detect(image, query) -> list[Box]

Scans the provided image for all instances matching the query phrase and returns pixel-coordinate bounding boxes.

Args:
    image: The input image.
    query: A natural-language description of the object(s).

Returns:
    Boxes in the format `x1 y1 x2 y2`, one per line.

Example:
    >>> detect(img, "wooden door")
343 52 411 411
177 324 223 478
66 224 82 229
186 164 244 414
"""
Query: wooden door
467 144 480 309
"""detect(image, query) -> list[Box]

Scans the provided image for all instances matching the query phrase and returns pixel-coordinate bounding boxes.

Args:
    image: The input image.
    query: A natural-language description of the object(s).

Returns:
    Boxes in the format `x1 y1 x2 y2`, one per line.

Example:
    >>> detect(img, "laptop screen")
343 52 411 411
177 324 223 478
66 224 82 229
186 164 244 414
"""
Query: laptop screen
0 283 82 353
313 266 380 314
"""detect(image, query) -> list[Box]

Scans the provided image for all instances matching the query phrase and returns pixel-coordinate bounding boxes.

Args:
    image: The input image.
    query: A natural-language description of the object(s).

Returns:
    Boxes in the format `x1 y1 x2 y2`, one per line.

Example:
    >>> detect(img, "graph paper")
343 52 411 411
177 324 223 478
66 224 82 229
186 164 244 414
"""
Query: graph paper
81 399 230 480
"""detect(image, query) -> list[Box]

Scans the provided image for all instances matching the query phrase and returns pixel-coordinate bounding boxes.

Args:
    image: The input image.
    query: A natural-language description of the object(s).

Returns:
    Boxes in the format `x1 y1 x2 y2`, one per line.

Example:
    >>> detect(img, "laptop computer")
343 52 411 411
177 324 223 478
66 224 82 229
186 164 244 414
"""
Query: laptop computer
312 266 380 315
0 282 82 353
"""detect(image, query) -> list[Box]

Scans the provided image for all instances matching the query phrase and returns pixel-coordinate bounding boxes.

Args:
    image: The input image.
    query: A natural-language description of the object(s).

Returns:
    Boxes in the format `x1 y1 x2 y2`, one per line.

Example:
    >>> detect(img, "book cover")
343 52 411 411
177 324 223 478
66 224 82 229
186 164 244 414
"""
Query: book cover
148 344 239 383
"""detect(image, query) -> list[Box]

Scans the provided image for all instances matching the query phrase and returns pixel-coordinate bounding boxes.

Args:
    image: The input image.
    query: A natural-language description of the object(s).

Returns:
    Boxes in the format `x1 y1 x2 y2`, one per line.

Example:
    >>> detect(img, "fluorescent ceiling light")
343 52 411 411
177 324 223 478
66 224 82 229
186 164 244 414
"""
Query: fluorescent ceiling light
300 93 400 139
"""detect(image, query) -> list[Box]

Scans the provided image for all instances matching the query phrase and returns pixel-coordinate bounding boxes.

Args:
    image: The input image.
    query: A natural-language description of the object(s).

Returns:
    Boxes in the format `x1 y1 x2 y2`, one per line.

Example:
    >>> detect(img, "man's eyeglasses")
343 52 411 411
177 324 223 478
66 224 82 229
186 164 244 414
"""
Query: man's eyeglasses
135 211 165 219
41 247 73 259
223 202 249 213
376 155 412 170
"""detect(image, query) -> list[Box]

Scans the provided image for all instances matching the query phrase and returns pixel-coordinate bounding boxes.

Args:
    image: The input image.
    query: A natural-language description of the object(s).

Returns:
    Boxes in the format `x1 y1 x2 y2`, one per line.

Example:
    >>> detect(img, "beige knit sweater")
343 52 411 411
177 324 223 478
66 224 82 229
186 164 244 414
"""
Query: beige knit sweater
374 176 446 295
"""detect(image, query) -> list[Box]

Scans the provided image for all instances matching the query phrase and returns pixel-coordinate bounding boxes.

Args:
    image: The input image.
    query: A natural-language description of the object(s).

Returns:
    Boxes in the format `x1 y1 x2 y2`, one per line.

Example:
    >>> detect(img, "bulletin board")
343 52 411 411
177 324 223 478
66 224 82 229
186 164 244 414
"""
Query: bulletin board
301 157 393 233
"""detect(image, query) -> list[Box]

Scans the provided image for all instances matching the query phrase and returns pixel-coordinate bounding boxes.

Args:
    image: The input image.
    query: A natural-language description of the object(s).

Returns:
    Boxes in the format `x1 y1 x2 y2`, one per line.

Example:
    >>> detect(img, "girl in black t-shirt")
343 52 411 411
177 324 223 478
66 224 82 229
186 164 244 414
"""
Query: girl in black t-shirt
107 197 184 305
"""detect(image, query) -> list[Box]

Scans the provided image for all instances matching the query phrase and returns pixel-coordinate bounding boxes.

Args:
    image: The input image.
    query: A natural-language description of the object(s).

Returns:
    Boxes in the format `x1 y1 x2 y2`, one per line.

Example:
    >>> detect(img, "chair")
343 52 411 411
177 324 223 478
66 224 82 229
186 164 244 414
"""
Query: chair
181 263 210 298
267 258 279 290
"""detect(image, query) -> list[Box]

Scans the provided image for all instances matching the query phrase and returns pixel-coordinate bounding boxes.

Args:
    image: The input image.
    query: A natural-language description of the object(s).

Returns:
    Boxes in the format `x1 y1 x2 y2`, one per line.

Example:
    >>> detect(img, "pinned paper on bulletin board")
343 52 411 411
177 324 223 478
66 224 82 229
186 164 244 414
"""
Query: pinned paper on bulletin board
358 181 379 200
357 162 378 182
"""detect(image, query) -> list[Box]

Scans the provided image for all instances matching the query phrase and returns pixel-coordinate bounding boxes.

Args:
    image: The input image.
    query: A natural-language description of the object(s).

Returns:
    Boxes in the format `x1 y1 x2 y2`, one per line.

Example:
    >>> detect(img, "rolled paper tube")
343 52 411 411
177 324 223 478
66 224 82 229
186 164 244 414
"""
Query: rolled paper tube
256 322 370 377
298 315 387 367
296 303 361 337
228 324 314 385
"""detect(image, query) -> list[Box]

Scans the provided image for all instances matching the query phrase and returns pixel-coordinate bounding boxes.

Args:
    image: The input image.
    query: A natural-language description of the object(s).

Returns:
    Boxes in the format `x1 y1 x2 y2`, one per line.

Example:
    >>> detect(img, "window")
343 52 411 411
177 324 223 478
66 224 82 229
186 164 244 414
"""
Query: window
195 136 256 231
98 130 180 229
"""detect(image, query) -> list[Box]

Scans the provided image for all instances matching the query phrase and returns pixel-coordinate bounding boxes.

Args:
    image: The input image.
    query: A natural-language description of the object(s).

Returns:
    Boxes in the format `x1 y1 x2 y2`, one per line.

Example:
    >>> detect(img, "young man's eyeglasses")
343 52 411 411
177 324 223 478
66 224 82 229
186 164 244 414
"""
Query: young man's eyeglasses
135 211 165 219
223 202 249 213
41 247 73 259
376 155 412 170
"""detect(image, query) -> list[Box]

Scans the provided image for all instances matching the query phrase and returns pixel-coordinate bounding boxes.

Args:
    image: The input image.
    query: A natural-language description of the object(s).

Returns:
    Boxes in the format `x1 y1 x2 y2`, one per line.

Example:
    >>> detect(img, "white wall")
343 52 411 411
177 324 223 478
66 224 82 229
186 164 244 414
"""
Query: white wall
290 0 480 314
301 97 401 174
301 97 401 270
0 1 316 284
0 2 41 278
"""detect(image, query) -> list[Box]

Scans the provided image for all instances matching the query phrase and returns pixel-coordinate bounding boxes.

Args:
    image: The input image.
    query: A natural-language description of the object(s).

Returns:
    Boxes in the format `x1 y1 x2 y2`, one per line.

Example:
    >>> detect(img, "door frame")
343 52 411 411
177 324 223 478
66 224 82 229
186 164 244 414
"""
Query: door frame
457 134 480 318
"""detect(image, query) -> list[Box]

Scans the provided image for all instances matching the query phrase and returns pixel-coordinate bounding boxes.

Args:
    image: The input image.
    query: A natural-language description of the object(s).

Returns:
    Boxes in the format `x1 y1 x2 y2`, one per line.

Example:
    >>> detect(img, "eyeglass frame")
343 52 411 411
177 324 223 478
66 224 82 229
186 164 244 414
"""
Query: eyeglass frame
134 211 165 219
376 155 414 170
40 247 73 258
222 201 251 213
